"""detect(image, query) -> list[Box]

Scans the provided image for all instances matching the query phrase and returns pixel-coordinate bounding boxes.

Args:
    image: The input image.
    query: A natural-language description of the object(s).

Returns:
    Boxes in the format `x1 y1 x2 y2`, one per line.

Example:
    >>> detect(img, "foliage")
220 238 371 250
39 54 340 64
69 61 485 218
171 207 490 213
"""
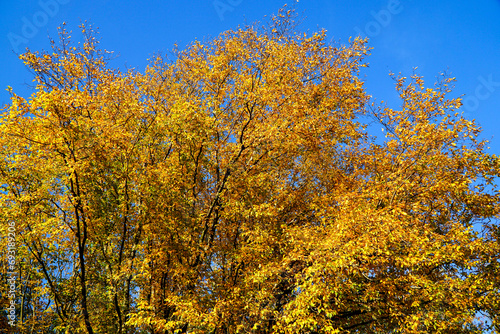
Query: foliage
1 9 500 334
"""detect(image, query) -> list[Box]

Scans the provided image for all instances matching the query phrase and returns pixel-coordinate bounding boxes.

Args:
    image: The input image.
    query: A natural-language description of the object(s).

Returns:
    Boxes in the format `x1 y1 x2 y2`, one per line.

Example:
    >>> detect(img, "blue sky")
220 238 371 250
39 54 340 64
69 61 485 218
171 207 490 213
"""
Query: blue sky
1 0 499 154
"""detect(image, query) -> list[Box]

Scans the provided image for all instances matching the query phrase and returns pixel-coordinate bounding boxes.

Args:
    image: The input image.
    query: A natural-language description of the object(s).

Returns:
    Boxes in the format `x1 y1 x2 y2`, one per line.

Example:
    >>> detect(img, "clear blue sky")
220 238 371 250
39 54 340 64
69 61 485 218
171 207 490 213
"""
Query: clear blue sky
1 0 499 154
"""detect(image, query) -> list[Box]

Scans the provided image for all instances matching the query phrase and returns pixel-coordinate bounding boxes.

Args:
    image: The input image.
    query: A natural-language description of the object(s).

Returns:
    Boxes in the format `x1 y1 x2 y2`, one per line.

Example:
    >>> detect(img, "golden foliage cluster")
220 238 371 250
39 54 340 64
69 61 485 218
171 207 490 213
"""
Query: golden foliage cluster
1 9 499 334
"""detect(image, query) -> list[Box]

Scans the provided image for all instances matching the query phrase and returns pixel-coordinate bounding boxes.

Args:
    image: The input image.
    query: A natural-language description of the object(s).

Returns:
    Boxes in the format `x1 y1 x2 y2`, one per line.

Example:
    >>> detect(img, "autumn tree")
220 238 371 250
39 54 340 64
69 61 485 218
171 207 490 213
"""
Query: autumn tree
1 9 500 334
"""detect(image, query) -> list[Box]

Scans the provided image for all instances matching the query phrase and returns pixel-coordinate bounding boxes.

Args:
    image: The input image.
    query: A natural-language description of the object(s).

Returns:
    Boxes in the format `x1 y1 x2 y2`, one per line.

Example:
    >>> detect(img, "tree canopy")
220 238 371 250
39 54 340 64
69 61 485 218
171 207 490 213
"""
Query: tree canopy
1 9 500 334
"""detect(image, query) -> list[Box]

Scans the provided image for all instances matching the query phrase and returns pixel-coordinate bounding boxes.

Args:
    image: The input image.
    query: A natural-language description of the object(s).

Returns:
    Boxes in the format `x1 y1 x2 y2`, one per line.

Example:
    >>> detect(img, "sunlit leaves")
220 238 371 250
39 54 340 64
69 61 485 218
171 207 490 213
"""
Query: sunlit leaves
1 9 500 334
